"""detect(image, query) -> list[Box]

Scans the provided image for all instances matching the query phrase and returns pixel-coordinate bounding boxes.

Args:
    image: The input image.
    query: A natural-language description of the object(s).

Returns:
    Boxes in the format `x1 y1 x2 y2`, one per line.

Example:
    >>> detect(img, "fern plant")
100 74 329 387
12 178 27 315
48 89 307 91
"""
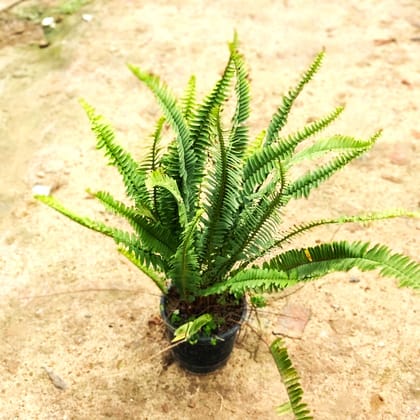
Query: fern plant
36 35 419 326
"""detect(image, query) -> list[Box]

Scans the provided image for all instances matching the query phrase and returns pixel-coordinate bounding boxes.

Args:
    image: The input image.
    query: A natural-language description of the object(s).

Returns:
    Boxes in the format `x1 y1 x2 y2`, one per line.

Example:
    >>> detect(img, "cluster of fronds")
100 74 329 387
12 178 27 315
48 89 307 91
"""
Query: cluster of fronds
36 35 420 301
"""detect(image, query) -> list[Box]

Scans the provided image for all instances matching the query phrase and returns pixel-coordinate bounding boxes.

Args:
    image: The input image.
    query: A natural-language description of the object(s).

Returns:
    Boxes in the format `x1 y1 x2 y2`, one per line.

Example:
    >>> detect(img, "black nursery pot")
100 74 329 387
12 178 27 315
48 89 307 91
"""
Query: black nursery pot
160 295 247 374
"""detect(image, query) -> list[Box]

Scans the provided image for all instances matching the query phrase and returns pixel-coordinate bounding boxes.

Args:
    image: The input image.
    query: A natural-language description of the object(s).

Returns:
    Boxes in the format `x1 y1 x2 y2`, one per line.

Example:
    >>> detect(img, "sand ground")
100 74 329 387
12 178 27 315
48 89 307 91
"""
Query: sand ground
0 1 419 419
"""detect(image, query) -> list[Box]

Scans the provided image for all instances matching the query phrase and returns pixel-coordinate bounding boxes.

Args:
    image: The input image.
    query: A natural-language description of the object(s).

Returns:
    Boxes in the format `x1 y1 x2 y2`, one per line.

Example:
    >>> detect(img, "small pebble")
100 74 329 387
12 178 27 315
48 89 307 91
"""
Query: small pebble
73 336 84 345
42 366 68 390
34 308 44 318
82 14 93 22
32 184 52 196
319 329 330 338
41 17 56 28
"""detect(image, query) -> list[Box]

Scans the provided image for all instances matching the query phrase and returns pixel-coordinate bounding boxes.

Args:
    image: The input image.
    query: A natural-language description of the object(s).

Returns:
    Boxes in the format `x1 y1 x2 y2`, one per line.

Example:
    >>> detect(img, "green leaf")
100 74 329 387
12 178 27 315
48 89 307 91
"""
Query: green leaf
264 241 420 289
86 188 155 221
146 169 188 229
118 246 167 294
229 39 251 158
139 117 166 218
270 338 313 419
171 314 213 343
181 75 197 124
275 209 420 248
200 107 242 277
35 194 121 239
285 134 375 167
219 163 286 276
128 65 195 216
121 237 169 273
188 46 236 206
35 195 166 272
80 99 152 212
89 190 176 258
200 268 296 296
285 130 381 200
243 106 344 197
170 209 204 300
265 51 324 146
140 116 165 174
276 402 292 416
244 129 266 159
277 105 344 154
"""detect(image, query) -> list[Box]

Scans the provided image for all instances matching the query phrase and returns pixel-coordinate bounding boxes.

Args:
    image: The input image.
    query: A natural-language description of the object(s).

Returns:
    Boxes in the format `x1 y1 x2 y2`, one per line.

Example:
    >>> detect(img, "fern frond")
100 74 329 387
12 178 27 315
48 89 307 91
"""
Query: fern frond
278 105 344 153
80 100 152 211
200 107 242 277
243 143 289 196
140 116 165 174
156 141 183 230
189 59 234 146
120 235 169 272
188 49 236 205
285 131 380 200
35 195 166 271
265 51 324 146
229 40 251 158
140 117 166 217
89 190 176 258
181 75 197 124
219 164 287 276
35 194 119 239
238 209 420 271
237 194 284 258
169 210 204 300
270 338 313 419
205 239 420 295
128 65 195 216
243 106 344 196
244 129 266 159
86 188 155 221
199 268 295 296
275 210 420 248
118 246 167 294
264 241 420 289
286 134 374 167
146 169 188 229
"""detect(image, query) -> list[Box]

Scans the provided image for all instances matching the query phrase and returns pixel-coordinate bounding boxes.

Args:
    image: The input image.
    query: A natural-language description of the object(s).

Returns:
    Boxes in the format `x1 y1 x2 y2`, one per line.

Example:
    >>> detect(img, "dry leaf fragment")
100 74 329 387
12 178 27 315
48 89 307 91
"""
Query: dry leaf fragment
374 38 397 46
42 366 68 390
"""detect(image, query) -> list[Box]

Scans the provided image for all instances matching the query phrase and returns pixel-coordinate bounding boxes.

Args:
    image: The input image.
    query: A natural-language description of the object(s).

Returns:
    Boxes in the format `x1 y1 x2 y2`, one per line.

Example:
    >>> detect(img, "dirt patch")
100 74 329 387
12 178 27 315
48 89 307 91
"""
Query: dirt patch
0 12 44 48
0 0 91 48
0 0 419 419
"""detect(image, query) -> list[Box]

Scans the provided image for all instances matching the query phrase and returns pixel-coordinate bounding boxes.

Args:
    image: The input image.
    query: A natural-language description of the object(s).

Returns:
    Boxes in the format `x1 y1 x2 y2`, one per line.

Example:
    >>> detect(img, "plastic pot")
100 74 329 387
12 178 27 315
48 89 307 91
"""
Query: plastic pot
160 295 247 374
